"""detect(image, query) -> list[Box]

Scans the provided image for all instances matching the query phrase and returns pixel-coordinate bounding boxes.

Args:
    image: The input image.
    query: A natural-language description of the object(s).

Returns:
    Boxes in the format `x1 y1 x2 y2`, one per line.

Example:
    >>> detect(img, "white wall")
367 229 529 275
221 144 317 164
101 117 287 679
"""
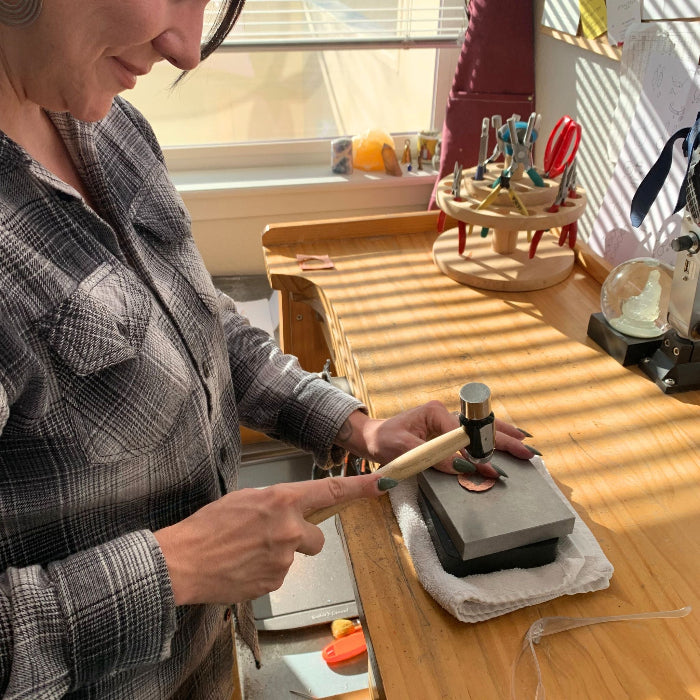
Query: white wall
533 0 621 250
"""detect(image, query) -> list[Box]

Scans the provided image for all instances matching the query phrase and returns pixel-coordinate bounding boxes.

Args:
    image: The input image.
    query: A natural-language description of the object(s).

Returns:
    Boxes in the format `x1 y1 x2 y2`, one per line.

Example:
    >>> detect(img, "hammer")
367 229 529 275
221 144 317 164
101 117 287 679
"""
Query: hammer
307 382 495 525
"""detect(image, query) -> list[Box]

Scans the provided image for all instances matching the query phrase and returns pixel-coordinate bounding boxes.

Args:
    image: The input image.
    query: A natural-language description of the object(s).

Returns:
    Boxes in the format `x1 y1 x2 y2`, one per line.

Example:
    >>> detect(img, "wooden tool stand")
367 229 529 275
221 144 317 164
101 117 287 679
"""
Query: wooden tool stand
433 165 587 291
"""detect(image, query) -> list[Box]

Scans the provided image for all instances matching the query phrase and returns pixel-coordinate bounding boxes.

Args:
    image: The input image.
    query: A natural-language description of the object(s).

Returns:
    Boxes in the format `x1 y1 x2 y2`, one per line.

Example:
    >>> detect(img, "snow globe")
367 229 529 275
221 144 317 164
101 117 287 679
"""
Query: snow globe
601 257 673 338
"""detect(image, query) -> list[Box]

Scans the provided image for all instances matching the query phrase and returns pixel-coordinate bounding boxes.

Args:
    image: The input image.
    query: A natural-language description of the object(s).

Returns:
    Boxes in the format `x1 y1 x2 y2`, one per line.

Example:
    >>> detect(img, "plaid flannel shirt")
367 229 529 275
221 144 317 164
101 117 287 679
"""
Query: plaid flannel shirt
0 98 361 699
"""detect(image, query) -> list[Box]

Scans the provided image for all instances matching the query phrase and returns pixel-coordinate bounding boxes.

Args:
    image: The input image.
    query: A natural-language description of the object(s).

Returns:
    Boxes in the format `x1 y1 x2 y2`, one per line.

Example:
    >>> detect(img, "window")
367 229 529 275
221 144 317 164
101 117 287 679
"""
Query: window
127 0 466 153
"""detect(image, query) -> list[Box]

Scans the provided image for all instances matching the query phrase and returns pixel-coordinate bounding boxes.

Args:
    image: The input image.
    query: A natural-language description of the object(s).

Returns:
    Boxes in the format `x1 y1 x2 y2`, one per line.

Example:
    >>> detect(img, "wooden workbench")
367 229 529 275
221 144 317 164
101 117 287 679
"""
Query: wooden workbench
262 211 700 700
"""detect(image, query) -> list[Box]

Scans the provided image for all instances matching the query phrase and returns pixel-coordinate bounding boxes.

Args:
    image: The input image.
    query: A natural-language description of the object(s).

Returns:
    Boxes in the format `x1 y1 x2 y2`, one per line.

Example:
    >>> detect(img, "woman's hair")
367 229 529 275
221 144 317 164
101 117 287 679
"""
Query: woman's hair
200 0 246 62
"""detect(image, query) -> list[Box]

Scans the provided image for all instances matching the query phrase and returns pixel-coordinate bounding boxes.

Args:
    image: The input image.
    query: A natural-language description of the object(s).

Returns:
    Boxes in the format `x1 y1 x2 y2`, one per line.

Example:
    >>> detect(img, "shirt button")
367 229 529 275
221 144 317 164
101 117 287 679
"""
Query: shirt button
116 321 128 338
202 361 211 378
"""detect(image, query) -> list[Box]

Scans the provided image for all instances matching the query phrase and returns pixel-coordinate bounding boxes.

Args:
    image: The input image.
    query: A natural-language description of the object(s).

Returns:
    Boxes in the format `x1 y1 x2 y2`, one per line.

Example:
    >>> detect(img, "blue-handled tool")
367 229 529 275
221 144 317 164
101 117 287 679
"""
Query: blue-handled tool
498 113 545 187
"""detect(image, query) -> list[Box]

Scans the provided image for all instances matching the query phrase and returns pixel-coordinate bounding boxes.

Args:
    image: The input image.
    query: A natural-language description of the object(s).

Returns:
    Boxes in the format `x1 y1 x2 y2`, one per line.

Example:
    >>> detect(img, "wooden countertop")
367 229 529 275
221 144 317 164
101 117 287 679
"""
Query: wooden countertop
262 211 700 700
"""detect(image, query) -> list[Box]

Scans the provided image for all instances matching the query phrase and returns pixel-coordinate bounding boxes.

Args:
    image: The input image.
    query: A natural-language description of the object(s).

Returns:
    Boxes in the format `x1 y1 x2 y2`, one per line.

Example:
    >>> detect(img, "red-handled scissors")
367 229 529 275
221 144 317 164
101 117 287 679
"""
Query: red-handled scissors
543 115 581 179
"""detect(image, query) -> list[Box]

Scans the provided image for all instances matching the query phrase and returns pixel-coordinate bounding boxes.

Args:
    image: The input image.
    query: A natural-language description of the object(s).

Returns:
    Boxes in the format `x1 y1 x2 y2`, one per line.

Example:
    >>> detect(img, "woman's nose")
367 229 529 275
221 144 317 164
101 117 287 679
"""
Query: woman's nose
152 3 206 71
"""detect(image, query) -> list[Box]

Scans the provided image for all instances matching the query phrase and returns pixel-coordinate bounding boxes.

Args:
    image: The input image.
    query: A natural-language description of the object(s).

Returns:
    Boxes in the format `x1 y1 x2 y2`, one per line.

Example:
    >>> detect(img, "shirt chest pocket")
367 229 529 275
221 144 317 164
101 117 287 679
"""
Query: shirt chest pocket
39 264 194 464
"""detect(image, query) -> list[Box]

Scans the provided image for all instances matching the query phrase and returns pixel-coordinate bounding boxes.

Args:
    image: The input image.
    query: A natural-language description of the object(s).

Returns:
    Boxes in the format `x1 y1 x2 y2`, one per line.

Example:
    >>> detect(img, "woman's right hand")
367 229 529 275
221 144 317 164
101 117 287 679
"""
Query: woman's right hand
154 472 387 605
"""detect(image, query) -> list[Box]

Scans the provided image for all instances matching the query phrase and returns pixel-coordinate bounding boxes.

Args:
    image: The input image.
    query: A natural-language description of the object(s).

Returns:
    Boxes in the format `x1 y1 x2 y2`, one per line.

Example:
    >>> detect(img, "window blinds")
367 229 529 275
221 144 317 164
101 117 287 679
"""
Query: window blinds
204 0 468 51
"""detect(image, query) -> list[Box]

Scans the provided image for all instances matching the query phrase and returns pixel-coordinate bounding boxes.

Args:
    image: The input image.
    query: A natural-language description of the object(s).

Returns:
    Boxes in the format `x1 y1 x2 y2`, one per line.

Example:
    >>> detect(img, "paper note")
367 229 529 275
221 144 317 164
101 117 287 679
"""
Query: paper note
542 0 580 36
606 0 641 45
296 253 335 270
642 0 700 20
580 0 608 39
590 23 700 267
608 22 681 161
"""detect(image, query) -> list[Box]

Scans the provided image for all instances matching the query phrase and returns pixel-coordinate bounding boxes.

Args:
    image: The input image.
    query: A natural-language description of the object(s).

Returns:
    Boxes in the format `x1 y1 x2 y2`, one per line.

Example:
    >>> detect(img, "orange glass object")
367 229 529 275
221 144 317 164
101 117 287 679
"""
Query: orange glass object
352 129 396 172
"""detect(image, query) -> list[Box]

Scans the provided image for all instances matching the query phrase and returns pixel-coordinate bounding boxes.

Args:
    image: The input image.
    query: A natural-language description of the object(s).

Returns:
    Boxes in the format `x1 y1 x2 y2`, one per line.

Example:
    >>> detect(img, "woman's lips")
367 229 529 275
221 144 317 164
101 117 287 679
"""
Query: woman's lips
111 57 148 89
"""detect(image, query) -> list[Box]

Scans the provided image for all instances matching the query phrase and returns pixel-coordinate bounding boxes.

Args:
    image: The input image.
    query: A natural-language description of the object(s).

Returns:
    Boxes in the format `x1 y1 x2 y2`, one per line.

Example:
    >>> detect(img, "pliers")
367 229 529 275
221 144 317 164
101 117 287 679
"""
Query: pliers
437 162 470 255
529 162 577 259
450 163 469 254
437 161 464 233
476 171 528 216
483 114 505 165
497 114 545 188
565 160 581 199
474 117 490 181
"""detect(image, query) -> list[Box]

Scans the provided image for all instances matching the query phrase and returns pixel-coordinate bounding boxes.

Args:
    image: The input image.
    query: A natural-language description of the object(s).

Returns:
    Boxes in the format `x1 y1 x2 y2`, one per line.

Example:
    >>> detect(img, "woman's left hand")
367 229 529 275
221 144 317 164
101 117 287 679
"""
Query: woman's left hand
336 403 538 481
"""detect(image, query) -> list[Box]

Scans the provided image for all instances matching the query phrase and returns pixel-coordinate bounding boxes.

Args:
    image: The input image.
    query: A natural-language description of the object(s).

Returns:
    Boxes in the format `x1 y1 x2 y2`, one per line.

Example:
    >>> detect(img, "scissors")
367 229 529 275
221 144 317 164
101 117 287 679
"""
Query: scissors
543 115 581 179
528 162 577 259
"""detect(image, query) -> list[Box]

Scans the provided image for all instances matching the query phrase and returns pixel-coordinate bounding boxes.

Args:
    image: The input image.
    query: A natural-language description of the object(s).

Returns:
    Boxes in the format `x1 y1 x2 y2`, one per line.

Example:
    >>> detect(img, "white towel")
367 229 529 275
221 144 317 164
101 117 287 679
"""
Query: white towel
389 456 614 623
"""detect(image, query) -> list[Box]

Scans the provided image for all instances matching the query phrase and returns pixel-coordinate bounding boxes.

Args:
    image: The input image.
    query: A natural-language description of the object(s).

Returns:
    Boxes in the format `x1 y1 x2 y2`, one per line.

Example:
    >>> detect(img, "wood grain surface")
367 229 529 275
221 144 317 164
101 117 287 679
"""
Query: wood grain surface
263 211 700 700
432 226 576 292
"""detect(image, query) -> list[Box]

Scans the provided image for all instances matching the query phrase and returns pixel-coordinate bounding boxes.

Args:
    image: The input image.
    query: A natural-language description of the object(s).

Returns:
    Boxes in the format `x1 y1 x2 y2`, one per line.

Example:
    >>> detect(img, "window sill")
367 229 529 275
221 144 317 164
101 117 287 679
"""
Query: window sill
171 163 438 221
171 163 437 195
170 161 438 276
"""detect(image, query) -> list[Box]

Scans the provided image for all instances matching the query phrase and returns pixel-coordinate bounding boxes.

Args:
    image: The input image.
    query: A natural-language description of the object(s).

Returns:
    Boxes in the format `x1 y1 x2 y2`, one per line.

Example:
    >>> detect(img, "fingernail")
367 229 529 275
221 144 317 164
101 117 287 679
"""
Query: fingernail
452 457 477 474
492 463 509 478
517 427 533 438
525 445 543 456
377 477 399 491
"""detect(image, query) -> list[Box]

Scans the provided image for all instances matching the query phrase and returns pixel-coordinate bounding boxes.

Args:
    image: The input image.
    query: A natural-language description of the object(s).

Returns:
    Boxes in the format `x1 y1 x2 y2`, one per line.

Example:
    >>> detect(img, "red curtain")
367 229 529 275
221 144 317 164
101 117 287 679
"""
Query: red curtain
429 0 535 208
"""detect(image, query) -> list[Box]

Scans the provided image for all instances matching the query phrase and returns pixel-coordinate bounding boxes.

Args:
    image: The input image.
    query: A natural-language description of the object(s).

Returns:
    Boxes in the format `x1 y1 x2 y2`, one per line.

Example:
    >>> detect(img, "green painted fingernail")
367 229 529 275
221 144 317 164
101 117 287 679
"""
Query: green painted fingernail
525 445 543 456
378 477 399 491
453 457 477 474
517 428 533 438
492 464 509 478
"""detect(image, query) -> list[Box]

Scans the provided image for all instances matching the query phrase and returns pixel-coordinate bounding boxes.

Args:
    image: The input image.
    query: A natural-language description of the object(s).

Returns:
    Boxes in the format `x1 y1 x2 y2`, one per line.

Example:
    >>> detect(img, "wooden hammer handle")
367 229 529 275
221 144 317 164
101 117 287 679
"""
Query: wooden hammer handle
306 426 469 525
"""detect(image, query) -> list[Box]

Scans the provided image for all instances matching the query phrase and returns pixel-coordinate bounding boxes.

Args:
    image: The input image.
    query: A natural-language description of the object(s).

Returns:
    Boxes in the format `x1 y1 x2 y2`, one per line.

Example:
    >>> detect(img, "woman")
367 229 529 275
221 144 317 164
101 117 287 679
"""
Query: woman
0 1 534 697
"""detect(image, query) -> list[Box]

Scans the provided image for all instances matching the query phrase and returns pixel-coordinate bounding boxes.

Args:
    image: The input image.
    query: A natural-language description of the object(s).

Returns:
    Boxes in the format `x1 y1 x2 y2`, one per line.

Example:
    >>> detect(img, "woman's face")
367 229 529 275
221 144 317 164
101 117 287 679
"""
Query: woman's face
0 0 209 121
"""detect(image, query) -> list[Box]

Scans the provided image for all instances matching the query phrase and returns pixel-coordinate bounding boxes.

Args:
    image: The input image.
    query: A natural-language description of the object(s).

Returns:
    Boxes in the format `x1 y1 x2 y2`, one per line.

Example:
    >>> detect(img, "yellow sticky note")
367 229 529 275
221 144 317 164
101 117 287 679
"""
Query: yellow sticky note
579 0 607 39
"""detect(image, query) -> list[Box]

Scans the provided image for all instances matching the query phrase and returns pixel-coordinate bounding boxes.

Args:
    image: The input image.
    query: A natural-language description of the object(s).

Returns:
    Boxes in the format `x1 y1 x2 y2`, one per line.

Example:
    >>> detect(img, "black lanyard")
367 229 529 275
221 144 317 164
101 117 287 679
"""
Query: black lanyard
630 111 700 227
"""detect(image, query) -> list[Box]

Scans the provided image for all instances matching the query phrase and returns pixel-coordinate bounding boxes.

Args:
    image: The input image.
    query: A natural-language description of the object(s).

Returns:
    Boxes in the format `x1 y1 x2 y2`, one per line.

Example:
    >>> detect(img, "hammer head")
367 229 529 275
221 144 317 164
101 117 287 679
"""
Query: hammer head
459 382 495 463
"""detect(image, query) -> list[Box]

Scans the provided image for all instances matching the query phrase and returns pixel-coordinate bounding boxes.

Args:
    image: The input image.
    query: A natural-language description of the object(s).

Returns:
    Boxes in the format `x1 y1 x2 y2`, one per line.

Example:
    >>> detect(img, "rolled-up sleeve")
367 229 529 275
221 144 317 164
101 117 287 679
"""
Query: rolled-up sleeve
218 291 364 468
0 531 176 698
